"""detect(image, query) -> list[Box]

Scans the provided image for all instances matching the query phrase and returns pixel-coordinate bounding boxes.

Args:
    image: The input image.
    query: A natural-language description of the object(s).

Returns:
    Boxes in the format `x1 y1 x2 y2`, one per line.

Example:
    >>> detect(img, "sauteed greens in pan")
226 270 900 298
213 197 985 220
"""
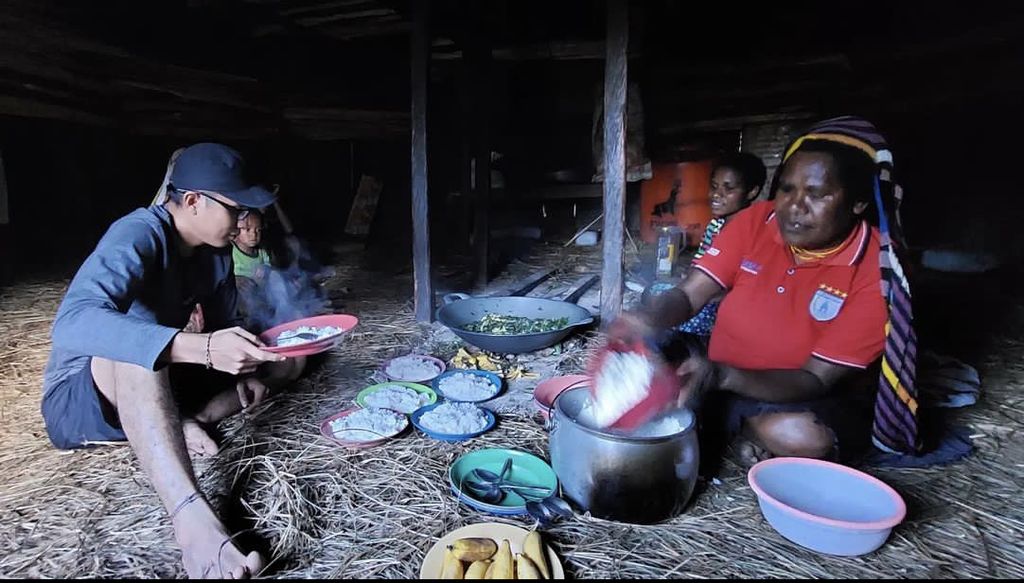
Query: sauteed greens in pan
463 314 569 335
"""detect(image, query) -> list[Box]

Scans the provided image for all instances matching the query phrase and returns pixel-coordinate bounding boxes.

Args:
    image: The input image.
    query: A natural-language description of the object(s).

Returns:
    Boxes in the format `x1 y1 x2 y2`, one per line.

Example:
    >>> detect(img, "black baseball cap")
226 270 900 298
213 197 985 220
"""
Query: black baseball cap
169 143 276 209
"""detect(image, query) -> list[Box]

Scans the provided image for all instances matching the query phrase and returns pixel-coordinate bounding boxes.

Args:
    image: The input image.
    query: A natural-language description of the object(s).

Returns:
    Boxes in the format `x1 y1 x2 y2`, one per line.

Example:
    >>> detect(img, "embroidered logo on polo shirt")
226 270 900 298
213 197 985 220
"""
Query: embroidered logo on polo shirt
706 247 720 256
809 284 848 322
739 259 761 275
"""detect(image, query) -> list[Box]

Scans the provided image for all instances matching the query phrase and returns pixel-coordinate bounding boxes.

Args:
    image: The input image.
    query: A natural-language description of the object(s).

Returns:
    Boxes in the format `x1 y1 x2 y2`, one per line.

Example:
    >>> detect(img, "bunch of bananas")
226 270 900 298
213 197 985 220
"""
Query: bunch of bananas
449 348 539 382
440 532 551 579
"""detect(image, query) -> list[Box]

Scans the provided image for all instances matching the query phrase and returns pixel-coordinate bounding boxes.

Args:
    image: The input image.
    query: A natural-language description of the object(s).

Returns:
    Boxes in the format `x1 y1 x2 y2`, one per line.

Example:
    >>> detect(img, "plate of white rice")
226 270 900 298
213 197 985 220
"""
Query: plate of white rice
432 370 502 402
410 402 496 442
320 407 409 448
383 354 447 383
355 382 437 414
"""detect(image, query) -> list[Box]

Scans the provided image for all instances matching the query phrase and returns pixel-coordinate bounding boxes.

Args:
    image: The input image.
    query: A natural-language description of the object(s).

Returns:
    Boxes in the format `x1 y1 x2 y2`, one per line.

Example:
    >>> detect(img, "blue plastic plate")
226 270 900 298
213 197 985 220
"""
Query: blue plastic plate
410 402 496 442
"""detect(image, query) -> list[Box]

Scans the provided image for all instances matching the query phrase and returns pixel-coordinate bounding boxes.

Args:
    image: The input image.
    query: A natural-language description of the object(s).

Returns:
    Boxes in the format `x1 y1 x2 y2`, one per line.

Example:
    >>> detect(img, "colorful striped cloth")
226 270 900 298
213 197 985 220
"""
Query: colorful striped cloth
783 116 921 455
693 217 726 261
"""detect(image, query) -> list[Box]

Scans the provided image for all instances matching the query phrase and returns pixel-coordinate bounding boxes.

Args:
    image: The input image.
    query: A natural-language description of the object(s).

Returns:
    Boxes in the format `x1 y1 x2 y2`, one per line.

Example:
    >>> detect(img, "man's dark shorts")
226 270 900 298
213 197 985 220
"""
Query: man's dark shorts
41 359 235 450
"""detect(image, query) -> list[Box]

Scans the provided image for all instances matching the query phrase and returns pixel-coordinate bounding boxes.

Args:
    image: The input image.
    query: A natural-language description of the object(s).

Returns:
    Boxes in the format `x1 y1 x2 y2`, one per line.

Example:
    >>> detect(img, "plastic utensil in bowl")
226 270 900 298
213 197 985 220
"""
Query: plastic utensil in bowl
382 354 447 383
355 382 436 414
319 407 409 449
259 314 358 357
432 369 503 403
747 457 907 556
410 402 496 442
448 448 558 515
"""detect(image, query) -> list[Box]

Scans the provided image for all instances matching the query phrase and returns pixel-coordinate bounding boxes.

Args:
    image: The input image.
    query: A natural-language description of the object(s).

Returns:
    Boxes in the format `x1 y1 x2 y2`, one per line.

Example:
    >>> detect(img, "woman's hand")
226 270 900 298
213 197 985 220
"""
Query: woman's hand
604 312 657 351
676 353 720 408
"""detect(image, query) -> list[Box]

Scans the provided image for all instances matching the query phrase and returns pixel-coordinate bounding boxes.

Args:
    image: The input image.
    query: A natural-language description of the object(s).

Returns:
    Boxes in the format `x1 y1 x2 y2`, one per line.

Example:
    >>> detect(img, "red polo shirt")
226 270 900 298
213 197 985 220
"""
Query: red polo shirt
693 201 886 371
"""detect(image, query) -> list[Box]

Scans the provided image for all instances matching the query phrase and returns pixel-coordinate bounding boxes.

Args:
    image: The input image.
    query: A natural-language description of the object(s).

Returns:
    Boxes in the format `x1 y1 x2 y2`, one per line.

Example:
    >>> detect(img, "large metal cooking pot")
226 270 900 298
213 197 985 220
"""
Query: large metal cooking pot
548 386 699 524
437 293 595 354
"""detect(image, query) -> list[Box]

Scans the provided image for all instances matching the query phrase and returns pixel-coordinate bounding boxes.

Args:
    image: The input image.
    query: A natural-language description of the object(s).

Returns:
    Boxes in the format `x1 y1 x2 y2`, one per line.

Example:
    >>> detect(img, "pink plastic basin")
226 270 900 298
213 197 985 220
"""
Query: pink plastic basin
747 457 906 556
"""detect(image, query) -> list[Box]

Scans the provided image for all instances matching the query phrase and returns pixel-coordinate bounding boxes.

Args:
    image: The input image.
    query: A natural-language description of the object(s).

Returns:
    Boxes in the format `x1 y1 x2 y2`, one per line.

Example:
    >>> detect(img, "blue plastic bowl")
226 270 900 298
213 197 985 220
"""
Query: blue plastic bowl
410 402 496 442
432 369 503 403
748 457 906 556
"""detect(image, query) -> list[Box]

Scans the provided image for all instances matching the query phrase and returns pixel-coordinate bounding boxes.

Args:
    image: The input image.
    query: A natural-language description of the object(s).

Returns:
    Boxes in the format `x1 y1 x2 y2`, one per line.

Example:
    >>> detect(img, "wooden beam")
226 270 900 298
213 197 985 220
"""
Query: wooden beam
283 106 409 120
0 94 112 126
600 0 628 327
520 184 604 200
279 0 376 17
432 40 642 62
491 268 557 298
317 20 411 40
658 111 816 134
562 274 600 305
410 0 433 322
297 9 398 27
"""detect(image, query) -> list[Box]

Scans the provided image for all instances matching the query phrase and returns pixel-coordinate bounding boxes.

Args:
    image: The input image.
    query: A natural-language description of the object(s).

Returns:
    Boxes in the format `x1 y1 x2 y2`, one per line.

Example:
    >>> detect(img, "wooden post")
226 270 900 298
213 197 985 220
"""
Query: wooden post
410 0 433 322
467 6 492 289
0 151 8 225
600 0 628 327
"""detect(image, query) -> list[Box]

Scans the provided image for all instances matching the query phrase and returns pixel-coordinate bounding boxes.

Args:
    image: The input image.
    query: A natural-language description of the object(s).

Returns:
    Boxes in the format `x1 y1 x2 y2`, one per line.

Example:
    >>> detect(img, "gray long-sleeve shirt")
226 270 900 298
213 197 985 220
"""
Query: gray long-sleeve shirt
42 206 241 395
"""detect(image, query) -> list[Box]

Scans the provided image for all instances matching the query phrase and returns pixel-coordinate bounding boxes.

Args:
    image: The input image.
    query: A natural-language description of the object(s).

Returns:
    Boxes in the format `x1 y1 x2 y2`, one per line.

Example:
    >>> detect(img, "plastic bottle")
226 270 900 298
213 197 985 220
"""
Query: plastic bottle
655 226 682 276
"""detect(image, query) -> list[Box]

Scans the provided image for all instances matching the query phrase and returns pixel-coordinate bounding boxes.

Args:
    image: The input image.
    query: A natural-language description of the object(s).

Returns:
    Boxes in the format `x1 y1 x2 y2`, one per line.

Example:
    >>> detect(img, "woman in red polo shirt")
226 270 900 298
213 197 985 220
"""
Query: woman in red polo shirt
612 122 898 463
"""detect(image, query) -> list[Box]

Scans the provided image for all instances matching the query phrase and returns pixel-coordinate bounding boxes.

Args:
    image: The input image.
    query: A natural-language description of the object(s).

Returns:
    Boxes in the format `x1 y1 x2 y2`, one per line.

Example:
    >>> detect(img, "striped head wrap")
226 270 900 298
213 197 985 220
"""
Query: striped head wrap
782 116 921 455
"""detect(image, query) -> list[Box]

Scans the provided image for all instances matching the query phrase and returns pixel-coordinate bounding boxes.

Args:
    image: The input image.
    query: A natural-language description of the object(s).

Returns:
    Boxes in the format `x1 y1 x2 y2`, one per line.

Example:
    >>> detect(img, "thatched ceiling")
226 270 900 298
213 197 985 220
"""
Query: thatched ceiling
0 0 1022 141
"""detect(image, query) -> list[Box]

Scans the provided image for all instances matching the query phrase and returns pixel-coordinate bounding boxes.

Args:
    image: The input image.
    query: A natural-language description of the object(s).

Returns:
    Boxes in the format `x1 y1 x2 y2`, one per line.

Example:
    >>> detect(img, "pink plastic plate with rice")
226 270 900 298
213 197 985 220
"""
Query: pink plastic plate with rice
319 406 409 449
259 314 358 357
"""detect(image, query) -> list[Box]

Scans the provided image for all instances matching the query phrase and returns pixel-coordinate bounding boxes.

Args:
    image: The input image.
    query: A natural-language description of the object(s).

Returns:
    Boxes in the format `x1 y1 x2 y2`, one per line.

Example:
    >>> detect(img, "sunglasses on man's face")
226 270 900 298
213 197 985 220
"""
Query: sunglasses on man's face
174 188 253 221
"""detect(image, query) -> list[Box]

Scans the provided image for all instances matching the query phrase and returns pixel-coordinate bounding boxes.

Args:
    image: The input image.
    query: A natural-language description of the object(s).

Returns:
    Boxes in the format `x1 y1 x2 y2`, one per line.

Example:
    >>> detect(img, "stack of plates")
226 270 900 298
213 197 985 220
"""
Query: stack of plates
532 375 589 422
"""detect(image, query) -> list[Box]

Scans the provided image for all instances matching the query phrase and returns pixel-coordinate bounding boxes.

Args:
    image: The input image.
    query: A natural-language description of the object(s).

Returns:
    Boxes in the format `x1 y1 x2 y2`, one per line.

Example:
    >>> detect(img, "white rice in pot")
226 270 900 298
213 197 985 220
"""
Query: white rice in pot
576 398 691 438
589 351 655 427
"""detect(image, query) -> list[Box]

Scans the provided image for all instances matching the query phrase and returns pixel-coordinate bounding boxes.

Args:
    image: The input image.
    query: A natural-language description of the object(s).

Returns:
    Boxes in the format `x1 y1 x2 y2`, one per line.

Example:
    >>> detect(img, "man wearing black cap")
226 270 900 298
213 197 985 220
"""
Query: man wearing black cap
40 143 301 578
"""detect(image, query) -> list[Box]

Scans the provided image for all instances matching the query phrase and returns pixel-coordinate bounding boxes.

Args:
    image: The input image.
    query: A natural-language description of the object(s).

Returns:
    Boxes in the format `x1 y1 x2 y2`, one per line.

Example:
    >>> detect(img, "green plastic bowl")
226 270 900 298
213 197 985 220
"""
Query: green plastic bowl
448 448 558 515
355 382 437 414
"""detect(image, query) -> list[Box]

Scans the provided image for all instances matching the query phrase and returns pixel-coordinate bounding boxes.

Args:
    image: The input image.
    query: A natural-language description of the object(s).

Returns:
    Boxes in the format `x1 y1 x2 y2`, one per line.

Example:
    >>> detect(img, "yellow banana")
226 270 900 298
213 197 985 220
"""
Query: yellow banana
450 538 498 562
465 559 491 579
522 531 550 579
484 560 496 579
487 539 514 579
515 554 542 579
440 547 465 579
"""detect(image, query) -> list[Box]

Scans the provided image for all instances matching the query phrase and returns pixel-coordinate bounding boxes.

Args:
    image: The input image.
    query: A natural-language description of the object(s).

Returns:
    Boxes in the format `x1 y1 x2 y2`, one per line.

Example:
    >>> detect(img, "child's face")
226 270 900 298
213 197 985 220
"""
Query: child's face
235 213 263 249
709 167 754 218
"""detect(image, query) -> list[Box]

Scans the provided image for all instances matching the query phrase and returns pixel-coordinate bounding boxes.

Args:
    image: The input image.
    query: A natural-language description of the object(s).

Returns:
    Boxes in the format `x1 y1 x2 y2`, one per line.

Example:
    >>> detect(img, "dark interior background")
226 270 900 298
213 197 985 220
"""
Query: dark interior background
0 0 1022 288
